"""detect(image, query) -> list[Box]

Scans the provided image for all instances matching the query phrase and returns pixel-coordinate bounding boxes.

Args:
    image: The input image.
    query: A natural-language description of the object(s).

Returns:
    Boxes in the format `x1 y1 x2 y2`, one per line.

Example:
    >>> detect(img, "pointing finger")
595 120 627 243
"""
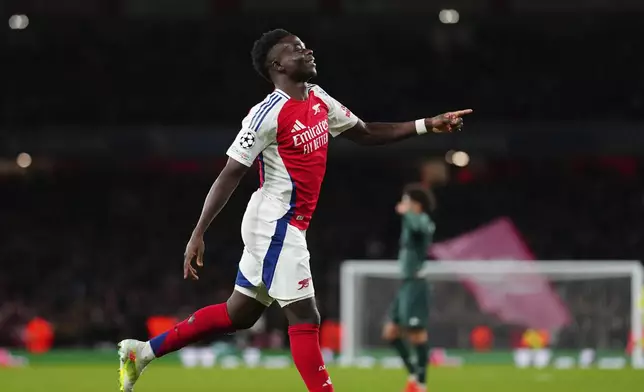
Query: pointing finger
449 109 473 118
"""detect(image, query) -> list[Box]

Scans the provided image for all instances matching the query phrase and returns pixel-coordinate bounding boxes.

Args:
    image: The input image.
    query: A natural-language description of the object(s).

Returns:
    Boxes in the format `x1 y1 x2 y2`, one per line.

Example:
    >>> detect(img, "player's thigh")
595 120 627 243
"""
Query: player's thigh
387 289 403 323
238 210 278 287
236 199 286 295
234 241 275 311
266 225 314 305
232 211 275 330
399 280 430 329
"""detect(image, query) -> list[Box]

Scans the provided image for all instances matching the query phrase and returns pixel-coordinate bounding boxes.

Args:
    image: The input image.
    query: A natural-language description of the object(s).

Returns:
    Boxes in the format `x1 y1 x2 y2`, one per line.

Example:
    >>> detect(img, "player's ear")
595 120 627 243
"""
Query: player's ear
271 60 285 72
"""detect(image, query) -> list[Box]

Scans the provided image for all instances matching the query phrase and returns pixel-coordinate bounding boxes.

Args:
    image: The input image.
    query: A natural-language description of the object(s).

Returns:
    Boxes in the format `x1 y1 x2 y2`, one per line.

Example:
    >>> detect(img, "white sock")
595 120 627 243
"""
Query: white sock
140 341 157 364
408 374 418 382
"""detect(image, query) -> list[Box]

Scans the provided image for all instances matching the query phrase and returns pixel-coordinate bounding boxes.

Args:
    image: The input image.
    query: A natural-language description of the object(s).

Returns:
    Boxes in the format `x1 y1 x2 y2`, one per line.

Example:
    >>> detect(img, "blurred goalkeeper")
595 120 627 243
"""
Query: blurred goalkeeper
382 184 435 392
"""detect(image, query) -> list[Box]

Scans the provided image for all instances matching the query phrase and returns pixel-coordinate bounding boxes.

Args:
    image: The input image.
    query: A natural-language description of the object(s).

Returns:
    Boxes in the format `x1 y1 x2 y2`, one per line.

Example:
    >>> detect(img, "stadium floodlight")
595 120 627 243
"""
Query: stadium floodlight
9 15 29 30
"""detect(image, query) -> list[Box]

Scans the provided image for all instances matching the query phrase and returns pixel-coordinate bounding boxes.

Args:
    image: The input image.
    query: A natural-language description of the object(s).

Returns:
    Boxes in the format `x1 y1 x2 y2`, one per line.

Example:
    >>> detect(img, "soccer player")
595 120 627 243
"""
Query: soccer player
117 29 471 392
382 184 436 392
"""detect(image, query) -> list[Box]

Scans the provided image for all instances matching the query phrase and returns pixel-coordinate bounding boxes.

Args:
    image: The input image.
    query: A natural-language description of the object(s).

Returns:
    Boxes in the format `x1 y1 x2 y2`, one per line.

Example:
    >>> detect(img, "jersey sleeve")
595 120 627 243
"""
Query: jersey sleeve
226 103 278 167
312 85 360 137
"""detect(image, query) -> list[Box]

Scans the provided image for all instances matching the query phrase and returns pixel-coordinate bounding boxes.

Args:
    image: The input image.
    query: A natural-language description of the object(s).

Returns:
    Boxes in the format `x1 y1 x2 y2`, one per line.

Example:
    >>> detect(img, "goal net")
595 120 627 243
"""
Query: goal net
340 260 643 369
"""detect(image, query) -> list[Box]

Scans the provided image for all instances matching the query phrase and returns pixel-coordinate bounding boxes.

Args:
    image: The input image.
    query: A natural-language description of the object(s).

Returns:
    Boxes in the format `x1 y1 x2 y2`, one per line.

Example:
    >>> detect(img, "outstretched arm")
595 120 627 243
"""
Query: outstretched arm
341 109 473 146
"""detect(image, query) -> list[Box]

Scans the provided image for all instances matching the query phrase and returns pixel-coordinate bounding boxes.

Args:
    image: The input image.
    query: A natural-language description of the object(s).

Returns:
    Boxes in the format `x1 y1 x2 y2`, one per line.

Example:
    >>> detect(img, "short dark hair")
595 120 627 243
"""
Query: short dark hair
251 29 292 82
403 183 433 214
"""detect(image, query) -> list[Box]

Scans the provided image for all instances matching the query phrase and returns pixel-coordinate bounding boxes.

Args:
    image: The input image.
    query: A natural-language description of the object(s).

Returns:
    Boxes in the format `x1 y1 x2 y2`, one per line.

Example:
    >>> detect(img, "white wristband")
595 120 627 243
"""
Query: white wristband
415 119 428 135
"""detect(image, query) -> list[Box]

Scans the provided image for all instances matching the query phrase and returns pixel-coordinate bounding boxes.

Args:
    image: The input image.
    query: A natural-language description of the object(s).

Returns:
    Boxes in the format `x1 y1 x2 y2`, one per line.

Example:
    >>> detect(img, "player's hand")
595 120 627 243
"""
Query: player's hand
395 200 410 215
183 234 205 280
427 109 473 133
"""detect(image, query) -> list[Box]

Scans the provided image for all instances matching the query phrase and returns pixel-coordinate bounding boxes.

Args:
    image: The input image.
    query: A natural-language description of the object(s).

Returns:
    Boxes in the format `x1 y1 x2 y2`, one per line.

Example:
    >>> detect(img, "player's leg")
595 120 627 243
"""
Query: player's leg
406 328 429 392
265 224 331 392
118 244 270 392
383 322 417 383
282 297 333 392
118 290 267 391
401 280 430 392
118 192 276 391
383 288 417 391
147 289 267 357
144 244 270 360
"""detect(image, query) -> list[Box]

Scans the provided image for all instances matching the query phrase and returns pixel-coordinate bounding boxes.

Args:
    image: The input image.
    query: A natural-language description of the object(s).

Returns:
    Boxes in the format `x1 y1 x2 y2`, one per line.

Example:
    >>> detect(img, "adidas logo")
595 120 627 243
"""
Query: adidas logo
291 119 307 133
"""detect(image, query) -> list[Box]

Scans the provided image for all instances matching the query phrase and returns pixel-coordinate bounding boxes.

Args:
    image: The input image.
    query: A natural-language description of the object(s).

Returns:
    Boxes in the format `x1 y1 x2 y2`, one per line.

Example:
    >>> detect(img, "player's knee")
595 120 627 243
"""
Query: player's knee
228 313 258 330
407 329 428 345
225 302 252 330
226 292 266 330
283 298 321 326
286 307 320 326
382 322 400 341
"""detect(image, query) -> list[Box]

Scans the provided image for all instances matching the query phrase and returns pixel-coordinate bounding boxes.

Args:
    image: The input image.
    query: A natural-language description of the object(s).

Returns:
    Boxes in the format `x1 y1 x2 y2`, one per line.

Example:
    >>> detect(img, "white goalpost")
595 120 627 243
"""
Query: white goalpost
340 260 643 368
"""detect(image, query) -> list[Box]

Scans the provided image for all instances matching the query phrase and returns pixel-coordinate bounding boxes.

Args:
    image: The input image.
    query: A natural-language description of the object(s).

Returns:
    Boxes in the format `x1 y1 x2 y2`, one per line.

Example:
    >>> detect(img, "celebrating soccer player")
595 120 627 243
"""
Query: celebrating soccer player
382 185 436 392
117 29 471 392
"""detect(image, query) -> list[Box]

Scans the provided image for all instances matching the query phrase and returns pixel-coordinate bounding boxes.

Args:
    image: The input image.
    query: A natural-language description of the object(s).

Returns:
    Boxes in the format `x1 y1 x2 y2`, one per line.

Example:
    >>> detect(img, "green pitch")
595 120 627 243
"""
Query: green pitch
2 366 643 391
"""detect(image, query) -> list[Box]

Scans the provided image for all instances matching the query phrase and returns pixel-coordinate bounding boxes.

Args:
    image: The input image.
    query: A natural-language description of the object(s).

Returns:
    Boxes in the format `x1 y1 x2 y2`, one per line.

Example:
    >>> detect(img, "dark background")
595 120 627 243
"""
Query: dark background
1 0 643 349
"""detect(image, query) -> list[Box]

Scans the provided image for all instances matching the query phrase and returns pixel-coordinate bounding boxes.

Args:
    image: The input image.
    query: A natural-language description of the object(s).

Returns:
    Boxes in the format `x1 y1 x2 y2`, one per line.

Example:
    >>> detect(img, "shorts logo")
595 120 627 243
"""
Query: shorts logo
297 277 311 290
239 131 255 149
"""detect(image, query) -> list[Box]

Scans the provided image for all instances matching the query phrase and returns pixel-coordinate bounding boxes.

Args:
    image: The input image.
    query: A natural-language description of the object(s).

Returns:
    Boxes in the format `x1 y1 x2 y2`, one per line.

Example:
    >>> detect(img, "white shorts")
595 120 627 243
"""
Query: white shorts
234 190 315 307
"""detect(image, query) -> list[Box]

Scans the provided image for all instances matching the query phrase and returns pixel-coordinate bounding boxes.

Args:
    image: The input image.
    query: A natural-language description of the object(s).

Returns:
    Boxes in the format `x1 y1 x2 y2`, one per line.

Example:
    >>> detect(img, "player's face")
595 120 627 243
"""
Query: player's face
272 36 317 82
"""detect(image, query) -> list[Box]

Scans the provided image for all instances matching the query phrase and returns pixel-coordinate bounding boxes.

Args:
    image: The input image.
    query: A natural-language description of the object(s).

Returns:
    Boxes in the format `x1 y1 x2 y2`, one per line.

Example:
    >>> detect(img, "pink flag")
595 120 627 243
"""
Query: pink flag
430 217 571 330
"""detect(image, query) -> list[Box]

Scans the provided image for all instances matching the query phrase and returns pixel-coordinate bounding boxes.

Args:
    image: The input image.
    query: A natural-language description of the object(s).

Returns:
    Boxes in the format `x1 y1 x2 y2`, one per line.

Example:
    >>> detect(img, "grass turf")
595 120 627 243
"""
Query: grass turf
2 365 643 391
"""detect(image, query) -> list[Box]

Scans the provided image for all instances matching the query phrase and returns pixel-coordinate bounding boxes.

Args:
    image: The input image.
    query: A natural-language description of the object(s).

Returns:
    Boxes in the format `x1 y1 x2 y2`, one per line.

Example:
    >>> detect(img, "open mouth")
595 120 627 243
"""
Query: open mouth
305 57 316 66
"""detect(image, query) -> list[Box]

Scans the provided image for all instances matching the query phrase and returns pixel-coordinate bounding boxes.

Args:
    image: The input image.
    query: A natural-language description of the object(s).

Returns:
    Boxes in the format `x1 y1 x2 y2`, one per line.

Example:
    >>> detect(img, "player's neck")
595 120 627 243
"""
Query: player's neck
273 81 308 101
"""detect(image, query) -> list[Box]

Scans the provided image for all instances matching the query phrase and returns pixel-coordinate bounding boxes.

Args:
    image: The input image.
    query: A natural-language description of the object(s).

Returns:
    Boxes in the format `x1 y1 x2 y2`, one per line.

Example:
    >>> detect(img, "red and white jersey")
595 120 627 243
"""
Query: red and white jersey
227 84 359 230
